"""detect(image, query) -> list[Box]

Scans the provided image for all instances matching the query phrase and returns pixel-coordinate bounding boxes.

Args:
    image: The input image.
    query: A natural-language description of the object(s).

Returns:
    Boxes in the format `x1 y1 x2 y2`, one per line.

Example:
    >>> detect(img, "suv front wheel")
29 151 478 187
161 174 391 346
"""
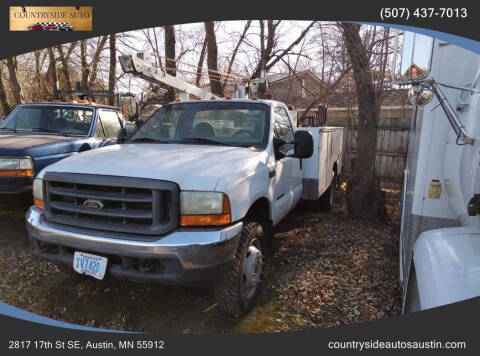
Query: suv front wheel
214 221 264 316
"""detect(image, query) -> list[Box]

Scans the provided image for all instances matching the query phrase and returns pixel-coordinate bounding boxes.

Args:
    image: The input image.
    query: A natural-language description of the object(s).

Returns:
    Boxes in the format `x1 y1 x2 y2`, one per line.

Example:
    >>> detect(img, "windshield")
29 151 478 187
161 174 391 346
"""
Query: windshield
130 102 270 148
0 105 94 136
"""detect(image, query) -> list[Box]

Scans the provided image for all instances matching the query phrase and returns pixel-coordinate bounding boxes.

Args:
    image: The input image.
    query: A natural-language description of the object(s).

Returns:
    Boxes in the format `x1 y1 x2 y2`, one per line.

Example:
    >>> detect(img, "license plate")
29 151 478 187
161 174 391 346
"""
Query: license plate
73 251 108 280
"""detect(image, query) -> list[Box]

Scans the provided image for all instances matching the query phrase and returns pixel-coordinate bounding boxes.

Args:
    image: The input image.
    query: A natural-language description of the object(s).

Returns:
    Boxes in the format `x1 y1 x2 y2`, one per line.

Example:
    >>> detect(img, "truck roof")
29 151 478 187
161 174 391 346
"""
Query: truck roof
17 101 120 110
166 98 285 106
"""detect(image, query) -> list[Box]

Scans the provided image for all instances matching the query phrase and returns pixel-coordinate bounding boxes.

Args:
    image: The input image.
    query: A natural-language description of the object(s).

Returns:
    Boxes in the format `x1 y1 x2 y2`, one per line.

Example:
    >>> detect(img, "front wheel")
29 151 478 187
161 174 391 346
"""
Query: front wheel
214 221 264 316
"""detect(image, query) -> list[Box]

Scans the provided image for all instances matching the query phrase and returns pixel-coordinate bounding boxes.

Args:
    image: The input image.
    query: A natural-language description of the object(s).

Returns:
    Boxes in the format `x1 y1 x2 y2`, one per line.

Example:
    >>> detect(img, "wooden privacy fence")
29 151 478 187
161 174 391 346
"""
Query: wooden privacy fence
299 105 413 189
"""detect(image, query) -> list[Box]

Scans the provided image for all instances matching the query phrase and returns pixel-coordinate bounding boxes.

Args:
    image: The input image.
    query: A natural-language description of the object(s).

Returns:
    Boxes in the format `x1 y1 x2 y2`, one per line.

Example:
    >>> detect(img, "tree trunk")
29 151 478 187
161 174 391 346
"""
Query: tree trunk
164 25 176 102
195 36 207 87
204 21 223 96
80 40 89 90
34 50 45 98
0 61 11 115
88 36 108 88
108 34 117 106
254 20 274 80
56 45 73 96
340 23 388 222
46 47 57 100
6 57 24 106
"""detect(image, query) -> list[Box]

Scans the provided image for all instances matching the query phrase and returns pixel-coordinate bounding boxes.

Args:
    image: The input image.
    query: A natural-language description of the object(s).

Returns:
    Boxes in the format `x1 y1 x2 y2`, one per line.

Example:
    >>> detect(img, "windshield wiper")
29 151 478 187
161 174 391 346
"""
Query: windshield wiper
130 137 170 143
30 128 69 136
0 127 16 132
180 137 231 146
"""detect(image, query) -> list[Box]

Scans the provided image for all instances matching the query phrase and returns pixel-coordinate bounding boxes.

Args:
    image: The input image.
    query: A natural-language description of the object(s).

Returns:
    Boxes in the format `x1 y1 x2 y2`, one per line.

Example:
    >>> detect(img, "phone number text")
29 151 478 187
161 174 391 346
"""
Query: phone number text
380 8 467 21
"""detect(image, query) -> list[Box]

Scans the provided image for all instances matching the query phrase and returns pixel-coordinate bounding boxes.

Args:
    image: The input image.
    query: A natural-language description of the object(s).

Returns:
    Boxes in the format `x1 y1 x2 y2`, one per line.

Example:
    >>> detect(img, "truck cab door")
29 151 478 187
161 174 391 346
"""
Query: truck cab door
270 106 301 224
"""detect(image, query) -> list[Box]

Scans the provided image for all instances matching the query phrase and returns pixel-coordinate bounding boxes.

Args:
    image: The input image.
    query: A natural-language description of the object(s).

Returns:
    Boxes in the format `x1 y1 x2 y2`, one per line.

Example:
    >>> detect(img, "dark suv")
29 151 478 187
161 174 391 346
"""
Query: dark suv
0 102 125 194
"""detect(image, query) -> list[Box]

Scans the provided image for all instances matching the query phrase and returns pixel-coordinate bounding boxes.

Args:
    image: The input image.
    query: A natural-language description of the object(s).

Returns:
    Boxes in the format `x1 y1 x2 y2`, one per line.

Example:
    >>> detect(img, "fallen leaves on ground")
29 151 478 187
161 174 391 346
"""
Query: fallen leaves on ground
0 189 402 333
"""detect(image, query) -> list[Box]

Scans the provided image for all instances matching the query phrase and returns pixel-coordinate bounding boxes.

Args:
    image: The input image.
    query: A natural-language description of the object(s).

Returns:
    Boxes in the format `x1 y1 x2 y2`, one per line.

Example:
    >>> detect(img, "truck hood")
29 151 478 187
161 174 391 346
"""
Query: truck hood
42 143 266 191
0 133 79 156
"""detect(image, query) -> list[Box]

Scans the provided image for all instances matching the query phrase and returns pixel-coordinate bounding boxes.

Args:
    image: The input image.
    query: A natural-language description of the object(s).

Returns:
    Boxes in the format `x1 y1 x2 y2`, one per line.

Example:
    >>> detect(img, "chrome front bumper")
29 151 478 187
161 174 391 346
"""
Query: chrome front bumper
26 207 242 282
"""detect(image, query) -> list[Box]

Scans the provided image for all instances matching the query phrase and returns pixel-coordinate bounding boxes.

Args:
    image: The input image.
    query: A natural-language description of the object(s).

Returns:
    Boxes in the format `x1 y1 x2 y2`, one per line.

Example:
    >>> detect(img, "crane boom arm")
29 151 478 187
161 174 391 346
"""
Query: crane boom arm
119 54 215 99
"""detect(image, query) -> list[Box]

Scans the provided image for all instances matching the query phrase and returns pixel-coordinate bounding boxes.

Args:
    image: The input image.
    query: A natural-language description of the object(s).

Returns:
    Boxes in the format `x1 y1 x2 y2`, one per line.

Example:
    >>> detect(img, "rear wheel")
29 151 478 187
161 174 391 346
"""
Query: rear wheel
319 171 336 210
214 221 264 316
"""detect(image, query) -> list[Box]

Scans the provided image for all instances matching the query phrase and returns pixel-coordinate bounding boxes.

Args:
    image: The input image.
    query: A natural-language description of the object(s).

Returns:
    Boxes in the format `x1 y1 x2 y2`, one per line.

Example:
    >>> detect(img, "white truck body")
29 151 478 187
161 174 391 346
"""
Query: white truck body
398 35 480 312
25 98 343 314
301 127 343 200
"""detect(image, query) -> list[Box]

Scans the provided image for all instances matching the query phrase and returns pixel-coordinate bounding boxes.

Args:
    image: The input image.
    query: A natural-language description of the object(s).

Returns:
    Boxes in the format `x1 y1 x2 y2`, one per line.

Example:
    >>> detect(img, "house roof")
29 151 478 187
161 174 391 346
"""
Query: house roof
268 69 324 86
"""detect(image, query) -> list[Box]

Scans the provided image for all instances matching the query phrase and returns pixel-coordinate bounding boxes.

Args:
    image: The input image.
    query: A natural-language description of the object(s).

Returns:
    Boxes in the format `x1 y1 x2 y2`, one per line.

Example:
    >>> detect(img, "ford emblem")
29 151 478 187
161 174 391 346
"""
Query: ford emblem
83 199 104 210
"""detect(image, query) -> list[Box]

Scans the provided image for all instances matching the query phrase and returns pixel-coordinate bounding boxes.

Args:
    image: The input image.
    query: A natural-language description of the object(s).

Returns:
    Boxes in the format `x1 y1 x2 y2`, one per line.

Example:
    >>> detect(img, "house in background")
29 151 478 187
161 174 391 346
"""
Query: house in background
268 69 325 108
268 70 328 127
268 69 413 188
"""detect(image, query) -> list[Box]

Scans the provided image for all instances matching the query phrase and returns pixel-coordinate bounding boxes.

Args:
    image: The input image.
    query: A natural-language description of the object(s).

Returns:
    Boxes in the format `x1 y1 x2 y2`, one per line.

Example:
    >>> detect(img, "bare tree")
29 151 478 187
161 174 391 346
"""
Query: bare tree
204 21 223 96
340 23 387 222
164 25 176 101
33 50 46 97
298 24 351 120
221 20 251 92
195 36 207 87
253 20 277 79
143 28 163 69
252 21 315 80
6 57 24 105
108 34 117 105
80 40 89 89
46 47 57 100
0 61 11 115
88 36 109 89
56 44 73 93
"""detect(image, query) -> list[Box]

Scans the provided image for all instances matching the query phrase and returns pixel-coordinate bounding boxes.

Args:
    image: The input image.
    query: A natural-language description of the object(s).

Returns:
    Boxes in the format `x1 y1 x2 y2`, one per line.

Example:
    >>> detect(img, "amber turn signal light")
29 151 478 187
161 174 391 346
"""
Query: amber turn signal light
0 169 34 177
34 198 44 209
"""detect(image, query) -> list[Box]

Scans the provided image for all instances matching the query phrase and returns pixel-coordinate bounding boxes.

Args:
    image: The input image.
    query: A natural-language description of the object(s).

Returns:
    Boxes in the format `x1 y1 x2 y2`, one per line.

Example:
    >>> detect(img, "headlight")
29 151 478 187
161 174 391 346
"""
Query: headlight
0 156 33 177
33 178 44 209
180 191 231 226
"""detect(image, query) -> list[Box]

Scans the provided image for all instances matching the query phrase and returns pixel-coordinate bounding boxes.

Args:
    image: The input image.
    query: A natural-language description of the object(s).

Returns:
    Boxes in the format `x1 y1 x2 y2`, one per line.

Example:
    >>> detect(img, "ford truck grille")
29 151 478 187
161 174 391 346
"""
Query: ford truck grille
43 172 179 236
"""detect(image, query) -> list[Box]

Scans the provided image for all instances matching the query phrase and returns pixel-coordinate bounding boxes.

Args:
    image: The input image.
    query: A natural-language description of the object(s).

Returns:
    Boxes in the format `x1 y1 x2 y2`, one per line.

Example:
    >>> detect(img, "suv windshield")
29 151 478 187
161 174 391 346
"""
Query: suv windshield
0 105 94 136
130 102 270 148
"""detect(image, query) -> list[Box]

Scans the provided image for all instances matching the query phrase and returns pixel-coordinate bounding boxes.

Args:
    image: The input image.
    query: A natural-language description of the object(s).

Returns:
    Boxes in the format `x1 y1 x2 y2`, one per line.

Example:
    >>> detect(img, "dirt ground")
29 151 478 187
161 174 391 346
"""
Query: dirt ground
0 187 402 334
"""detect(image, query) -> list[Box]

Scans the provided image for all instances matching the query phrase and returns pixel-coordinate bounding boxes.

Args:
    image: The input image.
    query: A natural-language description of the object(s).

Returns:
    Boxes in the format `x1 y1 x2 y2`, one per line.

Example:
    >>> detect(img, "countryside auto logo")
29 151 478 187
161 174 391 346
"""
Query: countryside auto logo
9 6 92 31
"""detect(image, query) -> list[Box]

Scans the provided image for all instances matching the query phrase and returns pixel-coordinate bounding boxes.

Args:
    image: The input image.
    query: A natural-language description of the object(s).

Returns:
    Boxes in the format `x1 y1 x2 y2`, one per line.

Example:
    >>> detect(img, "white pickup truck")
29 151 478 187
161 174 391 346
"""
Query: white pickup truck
25 98 343 315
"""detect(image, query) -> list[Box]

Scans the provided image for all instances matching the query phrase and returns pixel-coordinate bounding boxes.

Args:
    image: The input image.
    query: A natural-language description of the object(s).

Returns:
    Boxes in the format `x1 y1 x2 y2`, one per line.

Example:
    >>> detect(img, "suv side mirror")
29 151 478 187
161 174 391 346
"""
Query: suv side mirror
293 130 313 159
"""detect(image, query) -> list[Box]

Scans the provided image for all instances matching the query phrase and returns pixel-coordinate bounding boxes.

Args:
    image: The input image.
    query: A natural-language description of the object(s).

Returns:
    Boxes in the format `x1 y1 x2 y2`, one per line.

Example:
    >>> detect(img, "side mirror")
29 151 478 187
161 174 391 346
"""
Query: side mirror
408 85 434 107
393 31 434 84
293 130 313 159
